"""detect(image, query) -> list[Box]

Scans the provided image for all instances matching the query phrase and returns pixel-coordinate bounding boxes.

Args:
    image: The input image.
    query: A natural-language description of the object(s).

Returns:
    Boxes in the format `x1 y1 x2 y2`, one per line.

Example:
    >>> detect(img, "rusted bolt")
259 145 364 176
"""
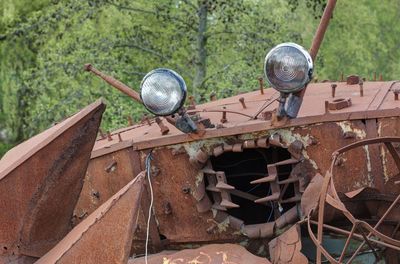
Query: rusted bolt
359 80 364 97
155 117 169 135
239 97 247 109
117 133 122 142
331 83 337 98
258 77 264 95
210 91 217 101
99 129 106 140
182 186 191 194
220 107 227 123
163 202 172 215
107 131 113 141
393 88 400 101
328 98 352 110
343 131 356 139
127 116 133 126
188 96 196 109
92 191 100 199
324 100 329 114
141 114 151 126
379 74 383 81
105 160 117 173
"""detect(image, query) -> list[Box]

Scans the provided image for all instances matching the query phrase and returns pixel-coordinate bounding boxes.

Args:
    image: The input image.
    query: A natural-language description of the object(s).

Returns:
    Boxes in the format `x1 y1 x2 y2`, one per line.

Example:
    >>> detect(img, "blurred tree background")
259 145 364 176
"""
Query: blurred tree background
1 0 400 157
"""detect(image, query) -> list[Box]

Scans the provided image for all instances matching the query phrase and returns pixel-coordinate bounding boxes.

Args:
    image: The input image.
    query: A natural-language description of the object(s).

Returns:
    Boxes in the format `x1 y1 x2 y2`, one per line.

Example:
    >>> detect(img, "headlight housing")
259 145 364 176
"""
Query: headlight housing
264 43 313 93
140 68 187 116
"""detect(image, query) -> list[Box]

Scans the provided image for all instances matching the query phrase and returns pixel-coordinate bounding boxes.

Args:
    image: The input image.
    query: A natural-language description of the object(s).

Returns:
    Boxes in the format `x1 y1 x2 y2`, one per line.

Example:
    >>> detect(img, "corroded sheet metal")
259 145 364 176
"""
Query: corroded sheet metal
91 81 400 154
129 244 271 264
73 148 141 226
0 100 105 257
0 255 38 264
35 173 145 264
268 224 307 264
306 137 400 263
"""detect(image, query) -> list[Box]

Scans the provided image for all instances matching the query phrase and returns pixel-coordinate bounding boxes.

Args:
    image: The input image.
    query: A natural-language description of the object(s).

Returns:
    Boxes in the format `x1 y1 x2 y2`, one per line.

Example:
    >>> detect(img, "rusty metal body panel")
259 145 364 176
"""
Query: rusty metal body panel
0 100 105 259
35 173 144 264
3 3 400 262
128 244 271 264
66 80 400 264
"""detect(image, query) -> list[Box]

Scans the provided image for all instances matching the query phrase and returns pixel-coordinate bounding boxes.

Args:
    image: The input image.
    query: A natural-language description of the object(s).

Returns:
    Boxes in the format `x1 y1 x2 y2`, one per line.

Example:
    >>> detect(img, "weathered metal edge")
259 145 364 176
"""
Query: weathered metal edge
0 99 105 180
89 108 400 159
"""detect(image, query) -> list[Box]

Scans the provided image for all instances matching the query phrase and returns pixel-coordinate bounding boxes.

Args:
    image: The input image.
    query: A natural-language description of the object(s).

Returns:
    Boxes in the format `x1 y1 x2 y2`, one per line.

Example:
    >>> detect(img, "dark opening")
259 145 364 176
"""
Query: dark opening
210 147 294 225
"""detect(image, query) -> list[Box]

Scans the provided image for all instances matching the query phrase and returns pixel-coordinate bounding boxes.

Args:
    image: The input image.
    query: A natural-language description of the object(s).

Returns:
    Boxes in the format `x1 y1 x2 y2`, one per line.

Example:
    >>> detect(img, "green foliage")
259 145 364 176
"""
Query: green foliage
1 0 400 156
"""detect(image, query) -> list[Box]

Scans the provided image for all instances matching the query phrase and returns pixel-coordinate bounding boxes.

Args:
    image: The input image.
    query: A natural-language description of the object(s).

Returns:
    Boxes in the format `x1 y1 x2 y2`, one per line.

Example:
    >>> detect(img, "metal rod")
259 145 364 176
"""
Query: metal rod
84 64 143 103
293 0 337 117
347 193 400 262
309 220 400 251
309 0 337 61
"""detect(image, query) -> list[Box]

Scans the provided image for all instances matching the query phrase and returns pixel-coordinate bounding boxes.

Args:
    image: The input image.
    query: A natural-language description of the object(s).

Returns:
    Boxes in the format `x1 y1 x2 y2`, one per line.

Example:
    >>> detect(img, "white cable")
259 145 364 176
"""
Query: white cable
144 151 154 264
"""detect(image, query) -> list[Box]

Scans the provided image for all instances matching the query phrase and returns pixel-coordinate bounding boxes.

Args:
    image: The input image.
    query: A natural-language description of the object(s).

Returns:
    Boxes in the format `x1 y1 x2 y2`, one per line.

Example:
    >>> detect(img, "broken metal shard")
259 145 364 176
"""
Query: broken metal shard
0 100 105 259
35 173 144 264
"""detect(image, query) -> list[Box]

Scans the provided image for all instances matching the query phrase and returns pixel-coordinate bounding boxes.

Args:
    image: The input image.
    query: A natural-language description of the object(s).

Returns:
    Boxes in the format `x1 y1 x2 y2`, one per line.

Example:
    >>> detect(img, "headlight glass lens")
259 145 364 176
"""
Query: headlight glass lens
140 68 187 116
264 43 313 93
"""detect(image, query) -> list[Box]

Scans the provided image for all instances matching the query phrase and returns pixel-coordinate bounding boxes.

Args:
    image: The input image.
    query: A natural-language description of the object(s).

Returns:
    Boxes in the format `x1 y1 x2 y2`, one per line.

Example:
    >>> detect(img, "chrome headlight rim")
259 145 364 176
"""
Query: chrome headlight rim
140 68 187 116
264 42 313 94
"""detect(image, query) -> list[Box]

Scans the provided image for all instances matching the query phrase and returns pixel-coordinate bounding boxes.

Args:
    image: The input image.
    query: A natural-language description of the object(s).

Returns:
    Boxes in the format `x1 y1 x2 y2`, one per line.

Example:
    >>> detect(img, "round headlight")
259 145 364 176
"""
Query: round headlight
140 68 187 116
264 43 313 93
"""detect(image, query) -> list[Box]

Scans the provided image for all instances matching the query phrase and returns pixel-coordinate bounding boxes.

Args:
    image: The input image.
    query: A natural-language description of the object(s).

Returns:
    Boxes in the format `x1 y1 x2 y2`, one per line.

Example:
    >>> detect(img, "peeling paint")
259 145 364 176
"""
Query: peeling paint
271 128 312 148
216 217 230 233
167 138 229 159
337 121 366 139
301 151 318 170
195 171 203 187
381 147 390 183
363 145 372 185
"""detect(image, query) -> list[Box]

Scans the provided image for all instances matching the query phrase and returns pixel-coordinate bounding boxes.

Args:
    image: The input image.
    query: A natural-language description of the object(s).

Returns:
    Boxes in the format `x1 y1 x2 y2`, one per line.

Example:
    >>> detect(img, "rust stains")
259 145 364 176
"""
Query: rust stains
0 100 105 258
35 173 145 264
129 244 271 264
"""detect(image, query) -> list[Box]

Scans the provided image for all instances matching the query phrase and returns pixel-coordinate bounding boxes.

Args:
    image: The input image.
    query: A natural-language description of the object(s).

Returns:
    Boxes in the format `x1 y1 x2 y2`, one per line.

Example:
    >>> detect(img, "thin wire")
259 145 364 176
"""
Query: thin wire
144 150 154 264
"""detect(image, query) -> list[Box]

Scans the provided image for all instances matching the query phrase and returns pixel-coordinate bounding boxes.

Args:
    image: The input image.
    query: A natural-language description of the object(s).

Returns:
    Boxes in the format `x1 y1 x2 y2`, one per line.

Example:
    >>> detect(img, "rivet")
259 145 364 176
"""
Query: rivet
239 97 247 109
220 107 227 123
258 77 264 95
331 83 337 98
359 80 364 97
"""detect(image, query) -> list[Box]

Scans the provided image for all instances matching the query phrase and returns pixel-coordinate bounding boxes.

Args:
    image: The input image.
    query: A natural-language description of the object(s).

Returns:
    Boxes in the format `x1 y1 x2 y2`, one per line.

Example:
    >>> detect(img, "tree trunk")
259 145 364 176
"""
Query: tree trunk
193 1 208 98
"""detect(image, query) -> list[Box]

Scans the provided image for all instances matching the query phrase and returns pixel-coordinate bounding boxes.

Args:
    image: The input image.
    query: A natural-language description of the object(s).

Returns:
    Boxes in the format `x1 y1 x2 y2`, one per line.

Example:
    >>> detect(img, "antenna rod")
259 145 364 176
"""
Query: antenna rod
84 63 143 103
289 0 337 118
309 0 337 61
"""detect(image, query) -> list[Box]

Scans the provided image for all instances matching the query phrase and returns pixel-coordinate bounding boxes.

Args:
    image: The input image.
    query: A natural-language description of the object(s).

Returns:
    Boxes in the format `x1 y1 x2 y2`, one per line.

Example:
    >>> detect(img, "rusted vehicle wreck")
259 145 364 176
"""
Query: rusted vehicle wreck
1 0 400 263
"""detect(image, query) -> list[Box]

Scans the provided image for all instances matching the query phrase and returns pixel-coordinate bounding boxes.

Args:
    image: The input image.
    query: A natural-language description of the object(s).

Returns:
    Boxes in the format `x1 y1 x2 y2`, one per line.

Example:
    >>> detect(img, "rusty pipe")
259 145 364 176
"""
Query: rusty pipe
309 0 337 62
84 64 143 103
293 0 337 114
